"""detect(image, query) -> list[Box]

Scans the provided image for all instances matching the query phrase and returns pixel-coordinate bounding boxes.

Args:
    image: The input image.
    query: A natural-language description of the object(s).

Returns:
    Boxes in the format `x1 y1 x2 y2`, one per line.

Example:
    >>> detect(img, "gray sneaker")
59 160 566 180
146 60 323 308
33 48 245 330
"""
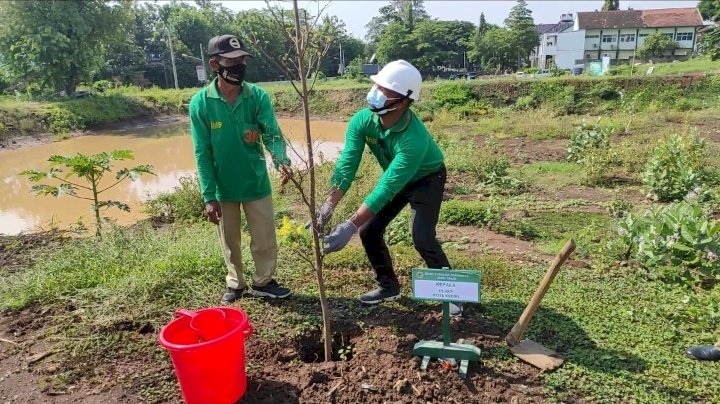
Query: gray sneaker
249 280 292 299
221 287 245 305
360 286 401 305
449 302 464 316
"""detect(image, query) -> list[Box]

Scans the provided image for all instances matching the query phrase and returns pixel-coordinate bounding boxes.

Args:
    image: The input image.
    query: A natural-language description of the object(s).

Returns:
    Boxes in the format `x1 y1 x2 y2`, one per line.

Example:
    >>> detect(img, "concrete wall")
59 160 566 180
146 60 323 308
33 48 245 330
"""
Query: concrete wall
555 30 586 69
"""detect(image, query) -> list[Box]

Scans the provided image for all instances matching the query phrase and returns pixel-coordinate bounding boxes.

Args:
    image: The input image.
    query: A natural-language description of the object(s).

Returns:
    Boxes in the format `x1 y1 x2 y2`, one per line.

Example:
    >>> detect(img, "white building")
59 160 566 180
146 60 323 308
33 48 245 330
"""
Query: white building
536 8 705 70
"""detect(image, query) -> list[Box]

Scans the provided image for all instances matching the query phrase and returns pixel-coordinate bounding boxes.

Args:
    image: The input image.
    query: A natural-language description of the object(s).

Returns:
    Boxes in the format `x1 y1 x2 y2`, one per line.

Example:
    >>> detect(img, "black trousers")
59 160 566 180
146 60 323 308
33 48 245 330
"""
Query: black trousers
359 165 451 290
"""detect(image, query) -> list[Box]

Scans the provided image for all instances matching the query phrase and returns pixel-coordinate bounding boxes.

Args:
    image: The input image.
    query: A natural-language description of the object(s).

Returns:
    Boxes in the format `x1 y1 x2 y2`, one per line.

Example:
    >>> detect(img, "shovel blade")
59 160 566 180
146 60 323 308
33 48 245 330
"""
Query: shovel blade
509 340 564 371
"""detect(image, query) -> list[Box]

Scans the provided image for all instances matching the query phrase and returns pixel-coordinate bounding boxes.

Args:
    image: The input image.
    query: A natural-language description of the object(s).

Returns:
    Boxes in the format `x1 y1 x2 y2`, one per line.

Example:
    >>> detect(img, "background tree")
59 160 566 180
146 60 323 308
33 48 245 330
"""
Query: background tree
365 1 429 46
0 0 125 95
469 27 515 73
375 21 418 64
700 26 720 61
504 0 539 69
602 0 620 11
412 20 475 71
478 12 489 35
698 0 720 21
638 32 676 59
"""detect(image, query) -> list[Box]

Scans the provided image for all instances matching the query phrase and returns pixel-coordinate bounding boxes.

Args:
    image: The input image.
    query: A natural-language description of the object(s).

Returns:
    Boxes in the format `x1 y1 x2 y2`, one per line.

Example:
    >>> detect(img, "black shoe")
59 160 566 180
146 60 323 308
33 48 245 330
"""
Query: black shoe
221 287 245 304
360 286 401 305
249 280 292 299
685 344 720 361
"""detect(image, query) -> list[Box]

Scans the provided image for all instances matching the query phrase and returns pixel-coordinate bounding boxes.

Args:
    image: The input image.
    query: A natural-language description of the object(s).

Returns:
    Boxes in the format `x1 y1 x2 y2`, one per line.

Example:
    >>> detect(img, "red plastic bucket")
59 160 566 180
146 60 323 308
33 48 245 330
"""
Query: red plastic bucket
158 307 253 404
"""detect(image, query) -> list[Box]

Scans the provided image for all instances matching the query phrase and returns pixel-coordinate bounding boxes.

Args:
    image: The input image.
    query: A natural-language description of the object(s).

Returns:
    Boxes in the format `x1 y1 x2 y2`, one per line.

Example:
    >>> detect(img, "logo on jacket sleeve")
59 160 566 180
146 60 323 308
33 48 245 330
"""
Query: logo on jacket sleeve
210 121 223 129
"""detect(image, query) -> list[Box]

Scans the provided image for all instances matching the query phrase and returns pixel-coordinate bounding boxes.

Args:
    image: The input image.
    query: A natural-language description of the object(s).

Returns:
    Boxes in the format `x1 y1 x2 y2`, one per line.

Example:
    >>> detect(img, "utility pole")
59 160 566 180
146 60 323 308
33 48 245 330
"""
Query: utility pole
338 42 343 75
200 43 207 84
164 23 179 89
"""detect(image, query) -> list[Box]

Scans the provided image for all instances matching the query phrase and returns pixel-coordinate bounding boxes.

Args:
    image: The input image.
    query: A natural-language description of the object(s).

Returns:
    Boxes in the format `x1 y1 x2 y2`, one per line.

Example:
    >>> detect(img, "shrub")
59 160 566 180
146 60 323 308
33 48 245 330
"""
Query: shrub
384 208 413 246
431 82 475 109
47 107 83 135
612 138 652 176
642 133 717 202
581 147 614 186
93 80 115 93
567 121 615 185
144 175 205 223
618 200 720 287
440 137 514 186
567 121 613 164
439 199 502 226
586 83 622 101
514 95 538 110
606 198 634 219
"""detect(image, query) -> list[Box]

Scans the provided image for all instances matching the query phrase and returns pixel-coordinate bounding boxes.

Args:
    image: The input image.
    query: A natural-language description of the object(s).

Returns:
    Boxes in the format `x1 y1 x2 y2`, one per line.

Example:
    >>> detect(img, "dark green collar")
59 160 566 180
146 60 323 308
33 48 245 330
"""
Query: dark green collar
372 109 412 138
205 78 253 101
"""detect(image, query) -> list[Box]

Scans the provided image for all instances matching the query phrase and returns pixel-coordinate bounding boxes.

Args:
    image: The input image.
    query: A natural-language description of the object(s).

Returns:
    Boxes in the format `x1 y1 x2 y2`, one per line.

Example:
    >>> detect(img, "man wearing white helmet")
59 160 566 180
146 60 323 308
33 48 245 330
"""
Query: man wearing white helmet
316 60 460 314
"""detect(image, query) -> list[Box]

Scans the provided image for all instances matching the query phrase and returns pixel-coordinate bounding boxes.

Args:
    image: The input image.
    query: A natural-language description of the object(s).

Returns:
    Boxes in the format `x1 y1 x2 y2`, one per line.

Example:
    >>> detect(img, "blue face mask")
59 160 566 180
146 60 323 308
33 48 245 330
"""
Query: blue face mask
367 87 402 115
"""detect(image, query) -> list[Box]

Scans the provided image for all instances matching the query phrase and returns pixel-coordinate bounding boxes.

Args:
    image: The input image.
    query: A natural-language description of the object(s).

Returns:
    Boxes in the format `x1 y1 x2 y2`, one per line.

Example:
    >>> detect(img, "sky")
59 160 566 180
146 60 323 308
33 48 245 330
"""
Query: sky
206 0 700 39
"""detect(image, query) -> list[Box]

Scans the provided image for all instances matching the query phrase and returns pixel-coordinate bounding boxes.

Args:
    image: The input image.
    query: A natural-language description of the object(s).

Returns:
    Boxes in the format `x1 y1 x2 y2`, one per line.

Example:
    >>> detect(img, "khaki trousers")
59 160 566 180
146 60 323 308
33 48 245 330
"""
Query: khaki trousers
217 196 278 289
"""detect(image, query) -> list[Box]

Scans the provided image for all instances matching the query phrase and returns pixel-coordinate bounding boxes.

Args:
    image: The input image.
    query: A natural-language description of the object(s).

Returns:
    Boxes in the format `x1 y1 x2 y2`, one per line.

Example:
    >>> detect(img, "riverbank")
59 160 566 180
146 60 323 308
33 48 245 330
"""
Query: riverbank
1 66 718 143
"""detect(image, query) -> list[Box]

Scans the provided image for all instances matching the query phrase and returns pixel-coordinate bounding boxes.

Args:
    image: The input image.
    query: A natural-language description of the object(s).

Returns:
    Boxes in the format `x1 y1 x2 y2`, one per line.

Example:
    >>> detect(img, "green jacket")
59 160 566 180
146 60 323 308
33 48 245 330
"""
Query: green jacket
330 108 445 214
189 79 290 203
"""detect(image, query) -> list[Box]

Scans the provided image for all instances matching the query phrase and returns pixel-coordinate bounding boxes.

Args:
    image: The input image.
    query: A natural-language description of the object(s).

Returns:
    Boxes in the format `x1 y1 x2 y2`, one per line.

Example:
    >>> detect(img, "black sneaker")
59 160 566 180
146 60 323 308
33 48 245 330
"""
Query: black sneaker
249 280 292 299
685 344 720 361
360 286 401 305
221 287 245 304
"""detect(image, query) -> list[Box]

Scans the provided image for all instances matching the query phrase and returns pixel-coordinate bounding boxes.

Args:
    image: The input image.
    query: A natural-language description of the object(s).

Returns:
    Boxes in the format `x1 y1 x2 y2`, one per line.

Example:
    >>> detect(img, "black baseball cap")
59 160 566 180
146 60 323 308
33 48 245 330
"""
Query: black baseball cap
207 35 253 58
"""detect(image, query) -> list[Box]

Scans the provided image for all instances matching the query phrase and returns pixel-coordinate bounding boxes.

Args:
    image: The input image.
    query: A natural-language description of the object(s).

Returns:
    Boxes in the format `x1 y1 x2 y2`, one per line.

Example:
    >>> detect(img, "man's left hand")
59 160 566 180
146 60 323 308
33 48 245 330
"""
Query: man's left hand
280 165 293 186
322 220 357 254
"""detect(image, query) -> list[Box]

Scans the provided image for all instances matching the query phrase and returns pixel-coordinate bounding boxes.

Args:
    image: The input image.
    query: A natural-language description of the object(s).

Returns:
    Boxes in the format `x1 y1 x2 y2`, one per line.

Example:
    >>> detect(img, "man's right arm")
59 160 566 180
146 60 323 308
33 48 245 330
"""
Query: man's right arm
329 112 367 197
189 100 217 203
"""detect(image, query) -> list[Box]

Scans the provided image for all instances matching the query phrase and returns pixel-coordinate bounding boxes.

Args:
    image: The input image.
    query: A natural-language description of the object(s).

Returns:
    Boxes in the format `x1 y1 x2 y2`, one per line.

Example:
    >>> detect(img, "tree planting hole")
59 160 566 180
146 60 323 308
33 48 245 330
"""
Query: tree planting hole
296 322 362 363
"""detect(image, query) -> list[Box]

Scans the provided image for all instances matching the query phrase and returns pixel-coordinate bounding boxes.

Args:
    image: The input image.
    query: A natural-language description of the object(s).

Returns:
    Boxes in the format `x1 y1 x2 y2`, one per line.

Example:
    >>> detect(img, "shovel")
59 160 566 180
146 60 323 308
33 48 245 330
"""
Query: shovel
505 239 576 370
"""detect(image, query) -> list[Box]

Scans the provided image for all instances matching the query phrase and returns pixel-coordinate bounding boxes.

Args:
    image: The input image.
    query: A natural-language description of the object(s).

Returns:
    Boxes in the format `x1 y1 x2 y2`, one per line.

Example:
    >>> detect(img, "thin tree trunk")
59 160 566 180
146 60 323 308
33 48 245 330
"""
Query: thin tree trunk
90 174 101 237
293 0 332 362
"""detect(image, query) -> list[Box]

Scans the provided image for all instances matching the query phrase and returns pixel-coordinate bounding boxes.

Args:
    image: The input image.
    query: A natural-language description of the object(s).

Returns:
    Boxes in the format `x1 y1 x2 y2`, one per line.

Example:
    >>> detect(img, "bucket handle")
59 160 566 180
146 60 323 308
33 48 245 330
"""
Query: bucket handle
175 309 197 319
244 322 254 337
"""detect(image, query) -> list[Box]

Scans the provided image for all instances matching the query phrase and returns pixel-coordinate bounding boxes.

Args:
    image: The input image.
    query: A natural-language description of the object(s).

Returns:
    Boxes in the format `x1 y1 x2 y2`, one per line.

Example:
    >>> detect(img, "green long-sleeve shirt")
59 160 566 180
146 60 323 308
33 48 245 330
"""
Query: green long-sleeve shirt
330 108 445 214
189 79 290 203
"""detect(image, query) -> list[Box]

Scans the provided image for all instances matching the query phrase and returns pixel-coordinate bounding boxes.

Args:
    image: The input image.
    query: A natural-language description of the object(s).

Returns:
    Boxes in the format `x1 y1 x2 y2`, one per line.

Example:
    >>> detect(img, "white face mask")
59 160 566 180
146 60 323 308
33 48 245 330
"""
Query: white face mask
367 86 402 115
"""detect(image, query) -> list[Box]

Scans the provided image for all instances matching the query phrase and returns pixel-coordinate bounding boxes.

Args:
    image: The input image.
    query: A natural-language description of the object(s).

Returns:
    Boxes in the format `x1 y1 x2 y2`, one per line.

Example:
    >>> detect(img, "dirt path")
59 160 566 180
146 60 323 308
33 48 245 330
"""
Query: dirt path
0 306 132 403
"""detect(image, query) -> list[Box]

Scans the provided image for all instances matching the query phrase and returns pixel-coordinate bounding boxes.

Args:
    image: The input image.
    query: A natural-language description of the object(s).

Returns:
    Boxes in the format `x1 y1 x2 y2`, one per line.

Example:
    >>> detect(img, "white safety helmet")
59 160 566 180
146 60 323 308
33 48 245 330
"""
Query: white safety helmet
370 60 422 101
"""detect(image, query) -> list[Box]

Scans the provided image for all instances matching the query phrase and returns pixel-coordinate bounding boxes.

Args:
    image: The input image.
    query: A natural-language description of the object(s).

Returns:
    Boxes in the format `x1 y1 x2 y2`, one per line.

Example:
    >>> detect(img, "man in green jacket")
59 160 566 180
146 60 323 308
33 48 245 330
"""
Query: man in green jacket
317 60 461 315
189 34 292 304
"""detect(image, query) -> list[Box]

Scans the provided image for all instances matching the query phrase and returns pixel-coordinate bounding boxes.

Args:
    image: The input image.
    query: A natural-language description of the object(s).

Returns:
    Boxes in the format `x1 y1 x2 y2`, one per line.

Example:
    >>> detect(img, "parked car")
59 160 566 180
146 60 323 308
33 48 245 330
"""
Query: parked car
515 71 526 78
466 73 476 80
534 69 550 78
448 74 458 80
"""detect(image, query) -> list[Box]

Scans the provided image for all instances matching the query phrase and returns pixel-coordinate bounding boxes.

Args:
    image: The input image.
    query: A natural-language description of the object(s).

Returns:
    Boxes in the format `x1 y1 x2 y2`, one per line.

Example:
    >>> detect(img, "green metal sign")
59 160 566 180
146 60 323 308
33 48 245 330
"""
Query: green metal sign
411 269 481 303
411 268 483 378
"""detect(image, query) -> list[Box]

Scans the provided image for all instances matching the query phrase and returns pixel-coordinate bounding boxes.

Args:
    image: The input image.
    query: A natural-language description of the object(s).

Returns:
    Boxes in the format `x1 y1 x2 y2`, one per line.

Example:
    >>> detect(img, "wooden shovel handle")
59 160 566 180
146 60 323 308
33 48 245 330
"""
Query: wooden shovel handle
506 239 576 346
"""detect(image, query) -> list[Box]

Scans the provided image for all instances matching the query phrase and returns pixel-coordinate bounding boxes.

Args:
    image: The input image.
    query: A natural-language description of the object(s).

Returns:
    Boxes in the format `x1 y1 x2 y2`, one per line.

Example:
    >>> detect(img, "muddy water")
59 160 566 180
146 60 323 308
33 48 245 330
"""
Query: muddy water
0 118 347 235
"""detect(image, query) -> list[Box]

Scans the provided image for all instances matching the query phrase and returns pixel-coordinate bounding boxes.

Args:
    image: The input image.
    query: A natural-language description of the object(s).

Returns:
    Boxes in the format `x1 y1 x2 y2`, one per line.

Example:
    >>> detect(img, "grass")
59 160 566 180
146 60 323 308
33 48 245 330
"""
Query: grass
2 219 718 402
515 162 584 189
486 268 720 403
609 58 720 77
